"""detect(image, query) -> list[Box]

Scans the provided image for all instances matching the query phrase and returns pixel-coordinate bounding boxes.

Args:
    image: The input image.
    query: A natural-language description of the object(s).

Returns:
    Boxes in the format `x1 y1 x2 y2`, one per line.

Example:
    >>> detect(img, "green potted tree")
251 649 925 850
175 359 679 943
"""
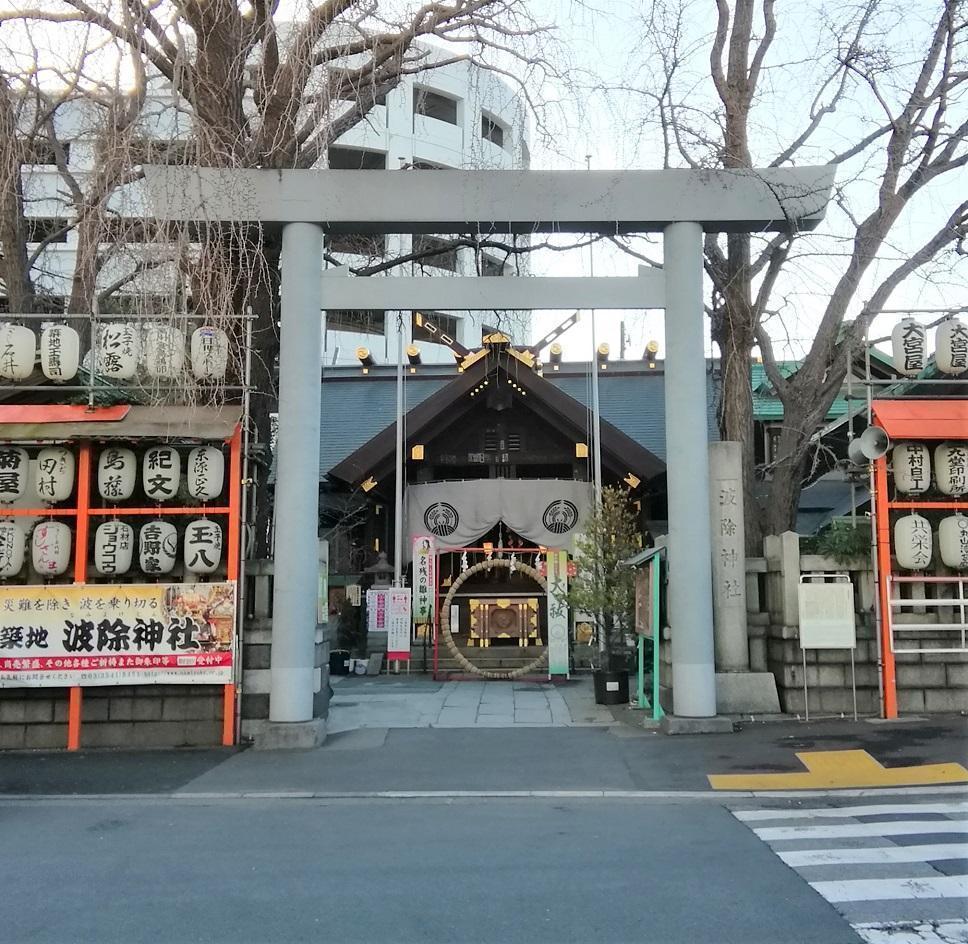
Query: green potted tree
568 486 639 704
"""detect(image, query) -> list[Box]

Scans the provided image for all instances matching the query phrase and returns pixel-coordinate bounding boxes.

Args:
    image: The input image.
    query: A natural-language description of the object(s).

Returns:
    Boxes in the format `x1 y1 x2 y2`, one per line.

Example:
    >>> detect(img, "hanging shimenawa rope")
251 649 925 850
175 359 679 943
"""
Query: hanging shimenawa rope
438 558 549 680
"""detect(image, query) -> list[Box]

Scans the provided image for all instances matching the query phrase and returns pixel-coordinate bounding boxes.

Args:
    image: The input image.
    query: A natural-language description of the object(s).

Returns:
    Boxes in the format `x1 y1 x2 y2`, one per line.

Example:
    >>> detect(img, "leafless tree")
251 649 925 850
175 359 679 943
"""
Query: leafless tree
0 0 557 552
619 0 967 544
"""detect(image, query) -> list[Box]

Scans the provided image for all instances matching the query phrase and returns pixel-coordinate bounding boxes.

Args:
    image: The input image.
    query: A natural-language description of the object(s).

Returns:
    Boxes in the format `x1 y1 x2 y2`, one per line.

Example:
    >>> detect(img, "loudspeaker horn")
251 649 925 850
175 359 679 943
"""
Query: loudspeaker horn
847 438 867 465
858 425 890 460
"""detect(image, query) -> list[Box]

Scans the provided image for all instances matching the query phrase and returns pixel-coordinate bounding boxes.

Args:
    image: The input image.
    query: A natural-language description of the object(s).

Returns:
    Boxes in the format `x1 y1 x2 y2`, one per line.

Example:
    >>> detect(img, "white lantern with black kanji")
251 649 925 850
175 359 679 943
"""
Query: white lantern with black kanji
93 521 134 575
142 446 180 502
31 520 71 576
934 442 968 496
40 324 80 381
139 520 177 575
97 322 140 379
97 447 136 501
187 446 224 501
183 518 222 575
935 317 968 376
891 318 927 377
939 515 968 570
0 324 36 380
34 446 75 503
190 326 229 380
0 447 28 503
892 442 931 494
144 324 185 379
894 514 933 570
0 520 26 576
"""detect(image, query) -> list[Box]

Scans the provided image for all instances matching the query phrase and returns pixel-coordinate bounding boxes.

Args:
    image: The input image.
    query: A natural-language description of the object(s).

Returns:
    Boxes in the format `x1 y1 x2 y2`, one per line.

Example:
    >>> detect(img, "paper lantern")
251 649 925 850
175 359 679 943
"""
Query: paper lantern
97 323 140 379
187 446 224 501
142 446 180 502
0 324 36 380
31 521 71 576
0 520 26 577
94 521 134 576
892 442 931 494
934 442 968 497
891 318 926 377
40 324 80 381
34 447 75 503
144 324 185 379
0 447 28 503
97 447 137 501
935 317 968 375
183 518 222 574
139 520 177 575
894 514 933 570
191 326 229 380
939 515 968 570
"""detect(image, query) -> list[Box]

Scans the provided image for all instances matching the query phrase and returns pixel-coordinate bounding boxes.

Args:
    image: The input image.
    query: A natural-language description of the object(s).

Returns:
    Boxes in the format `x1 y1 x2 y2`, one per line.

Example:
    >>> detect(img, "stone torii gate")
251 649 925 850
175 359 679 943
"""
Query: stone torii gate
143 166 835 746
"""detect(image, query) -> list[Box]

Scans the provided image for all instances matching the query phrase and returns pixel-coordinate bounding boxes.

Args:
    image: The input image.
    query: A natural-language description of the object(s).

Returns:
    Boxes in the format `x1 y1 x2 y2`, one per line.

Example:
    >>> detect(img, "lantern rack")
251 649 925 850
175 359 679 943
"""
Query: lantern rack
847 306 968 720
0 430 243 749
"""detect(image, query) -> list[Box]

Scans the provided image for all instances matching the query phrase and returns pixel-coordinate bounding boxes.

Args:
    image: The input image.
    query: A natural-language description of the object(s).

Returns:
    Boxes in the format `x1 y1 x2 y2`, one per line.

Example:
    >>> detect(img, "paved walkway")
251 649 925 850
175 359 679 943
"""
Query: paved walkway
327 676 616 732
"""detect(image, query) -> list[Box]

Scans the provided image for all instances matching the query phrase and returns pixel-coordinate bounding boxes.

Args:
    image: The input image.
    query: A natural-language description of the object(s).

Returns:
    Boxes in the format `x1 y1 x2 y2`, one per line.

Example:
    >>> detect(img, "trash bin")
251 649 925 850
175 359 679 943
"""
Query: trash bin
329 649 351 675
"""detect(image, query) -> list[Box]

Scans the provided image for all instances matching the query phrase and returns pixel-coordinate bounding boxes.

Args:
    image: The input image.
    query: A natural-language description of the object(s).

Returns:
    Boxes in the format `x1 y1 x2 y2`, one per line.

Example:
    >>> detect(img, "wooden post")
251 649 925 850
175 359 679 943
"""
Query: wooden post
222 683 236 746
67 686 82 751
72 442 91 583
874 456 898 718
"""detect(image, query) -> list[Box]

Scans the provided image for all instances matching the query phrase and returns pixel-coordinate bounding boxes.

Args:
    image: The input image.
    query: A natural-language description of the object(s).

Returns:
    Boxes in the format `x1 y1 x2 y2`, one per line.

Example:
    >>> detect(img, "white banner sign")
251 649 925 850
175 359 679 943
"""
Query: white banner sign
412 535 435 622
387 588 412 661
407 479 592 558
546 550 570 677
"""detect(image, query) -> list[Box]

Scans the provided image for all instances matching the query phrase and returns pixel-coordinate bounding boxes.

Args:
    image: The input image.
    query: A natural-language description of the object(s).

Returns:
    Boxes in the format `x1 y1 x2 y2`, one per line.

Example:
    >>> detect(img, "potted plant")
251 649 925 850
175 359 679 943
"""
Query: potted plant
568 486 639 704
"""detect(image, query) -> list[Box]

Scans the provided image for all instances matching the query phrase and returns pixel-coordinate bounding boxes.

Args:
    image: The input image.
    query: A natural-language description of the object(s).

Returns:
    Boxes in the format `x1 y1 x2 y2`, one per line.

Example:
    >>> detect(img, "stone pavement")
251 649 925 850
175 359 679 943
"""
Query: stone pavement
327 676 616 732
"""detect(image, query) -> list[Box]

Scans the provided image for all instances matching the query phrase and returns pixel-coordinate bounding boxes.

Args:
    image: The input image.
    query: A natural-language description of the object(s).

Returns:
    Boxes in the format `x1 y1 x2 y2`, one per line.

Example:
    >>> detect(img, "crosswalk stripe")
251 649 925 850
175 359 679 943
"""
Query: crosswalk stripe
735 803 967 821
778 844 968 867
809 875 968 902
754 821 968 841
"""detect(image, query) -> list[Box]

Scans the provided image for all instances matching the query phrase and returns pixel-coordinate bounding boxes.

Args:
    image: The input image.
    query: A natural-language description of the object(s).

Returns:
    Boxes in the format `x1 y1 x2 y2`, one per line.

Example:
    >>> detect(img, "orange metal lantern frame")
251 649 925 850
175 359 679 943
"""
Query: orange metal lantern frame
871 400 968 719
0 406 242 750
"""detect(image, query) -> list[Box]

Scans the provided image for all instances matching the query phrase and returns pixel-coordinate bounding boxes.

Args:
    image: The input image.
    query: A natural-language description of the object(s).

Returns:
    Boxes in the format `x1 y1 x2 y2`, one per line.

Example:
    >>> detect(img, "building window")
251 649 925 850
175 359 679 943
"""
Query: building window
480 255 505 277
326 309 386 336
481 114 506 148
412 234 458 271
21 141 70 165
411 160 452 170
325 232 387 256
412 311 460 346
129 139 198 165
328 148 387 170
414 88 459 125
25 218 69 243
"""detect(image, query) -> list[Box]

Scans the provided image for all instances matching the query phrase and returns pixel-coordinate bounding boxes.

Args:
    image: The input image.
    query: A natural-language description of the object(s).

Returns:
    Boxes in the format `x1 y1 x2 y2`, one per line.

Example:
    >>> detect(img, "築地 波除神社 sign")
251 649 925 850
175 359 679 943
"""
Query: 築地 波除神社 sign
0 583 236 687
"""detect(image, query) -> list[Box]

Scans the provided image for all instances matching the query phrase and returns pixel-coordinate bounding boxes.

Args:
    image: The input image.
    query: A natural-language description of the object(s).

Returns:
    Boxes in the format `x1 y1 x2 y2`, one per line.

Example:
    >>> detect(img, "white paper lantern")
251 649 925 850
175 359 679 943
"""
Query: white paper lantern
187 446 224 501
183 518 222 574
934 442 968 496
939 515 968 570
142 446 180 502
0 447 28 503
139 520 177 575
892 442 931 494
0 324 36 380
97 447 137 501
31 521 71 576
891 318 927 377
40 324 80 381
144 324 185 379
94 521 134 576
34 447 75 503
935 317 968 375
97 323 140 379
0 519 26 577
191 326 229 380
894 514 933 570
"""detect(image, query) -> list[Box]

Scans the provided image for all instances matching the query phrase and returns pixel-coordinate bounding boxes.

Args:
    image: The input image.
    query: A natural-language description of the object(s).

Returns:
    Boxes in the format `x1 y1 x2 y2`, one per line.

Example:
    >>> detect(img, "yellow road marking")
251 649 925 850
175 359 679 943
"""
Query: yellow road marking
708 749 968 791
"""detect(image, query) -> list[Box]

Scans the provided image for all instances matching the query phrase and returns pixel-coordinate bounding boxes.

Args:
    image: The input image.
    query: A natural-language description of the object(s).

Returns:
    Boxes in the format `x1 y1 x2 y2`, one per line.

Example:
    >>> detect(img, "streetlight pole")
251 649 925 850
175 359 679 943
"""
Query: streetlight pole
587 154 603 507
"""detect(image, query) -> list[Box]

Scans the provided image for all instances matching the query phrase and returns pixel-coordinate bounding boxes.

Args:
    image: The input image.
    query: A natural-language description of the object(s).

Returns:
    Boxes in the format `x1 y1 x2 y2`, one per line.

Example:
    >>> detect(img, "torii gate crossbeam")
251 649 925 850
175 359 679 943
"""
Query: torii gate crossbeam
143 167 835 747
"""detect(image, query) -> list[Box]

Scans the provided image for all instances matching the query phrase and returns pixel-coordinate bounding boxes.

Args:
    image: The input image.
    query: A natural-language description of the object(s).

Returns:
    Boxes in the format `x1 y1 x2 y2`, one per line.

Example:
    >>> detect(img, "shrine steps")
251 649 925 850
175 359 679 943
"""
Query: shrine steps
406 644 547 676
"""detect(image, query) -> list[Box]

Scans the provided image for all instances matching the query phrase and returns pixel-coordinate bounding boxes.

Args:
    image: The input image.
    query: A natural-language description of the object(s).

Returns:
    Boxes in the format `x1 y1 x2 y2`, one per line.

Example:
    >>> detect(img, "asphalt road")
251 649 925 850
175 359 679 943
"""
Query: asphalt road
0 796 863 944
